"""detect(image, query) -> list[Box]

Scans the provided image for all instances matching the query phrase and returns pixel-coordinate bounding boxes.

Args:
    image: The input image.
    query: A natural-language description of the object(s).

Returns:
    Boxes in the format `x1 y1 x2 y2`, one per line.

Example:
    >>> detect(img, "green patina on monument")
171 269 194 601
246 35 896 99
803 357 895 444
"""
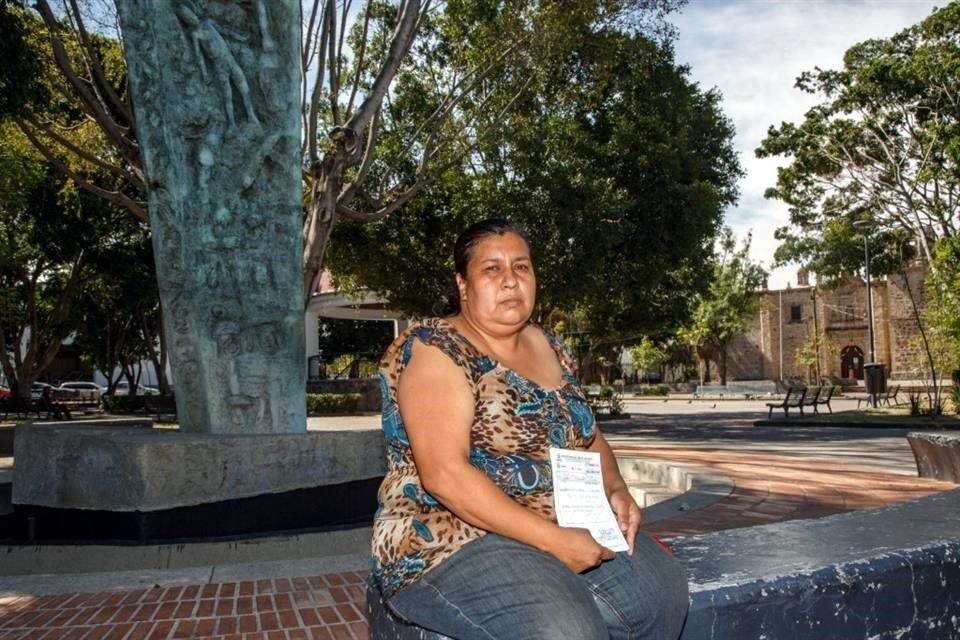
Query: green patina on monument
116 0 305 434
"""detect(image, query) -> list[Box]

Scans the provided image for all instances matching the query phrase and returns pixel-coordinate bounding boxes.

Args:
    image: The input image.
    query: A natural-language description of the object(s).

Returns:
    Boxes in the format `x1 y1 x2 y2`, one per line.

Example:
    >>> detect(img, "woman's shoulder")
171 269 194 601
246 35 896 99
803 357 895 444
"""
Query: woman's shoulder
523 321 569 353
524 322 578 374
381 317 472 369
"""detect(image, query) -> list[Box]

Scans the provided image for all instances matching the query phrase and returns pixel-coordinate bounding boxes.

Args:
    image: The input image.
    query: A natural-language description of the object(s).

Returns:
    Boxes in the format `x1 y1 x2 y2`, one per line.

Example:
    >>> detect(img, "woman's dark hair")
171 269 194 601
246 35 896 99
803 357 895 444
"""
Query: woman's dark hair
436 218 532 316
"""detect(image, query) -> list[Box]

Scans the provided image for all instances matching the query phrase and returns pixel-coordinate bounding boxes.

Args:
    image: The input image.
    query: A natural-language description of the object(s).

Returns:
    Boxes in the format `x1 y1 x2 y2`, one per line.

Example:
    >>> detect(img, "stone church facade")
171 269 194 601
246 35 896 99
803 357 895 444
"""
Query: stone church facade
723 264 929 383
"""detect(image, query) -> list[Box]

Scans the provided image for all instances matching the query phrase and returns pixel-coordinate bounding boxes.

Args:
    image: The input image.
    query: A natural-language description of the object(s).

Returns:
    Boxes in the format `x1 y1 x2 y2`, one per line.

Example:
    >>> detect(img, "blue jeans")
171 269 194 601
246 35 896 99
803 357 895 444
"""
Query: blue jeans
387 532 689 639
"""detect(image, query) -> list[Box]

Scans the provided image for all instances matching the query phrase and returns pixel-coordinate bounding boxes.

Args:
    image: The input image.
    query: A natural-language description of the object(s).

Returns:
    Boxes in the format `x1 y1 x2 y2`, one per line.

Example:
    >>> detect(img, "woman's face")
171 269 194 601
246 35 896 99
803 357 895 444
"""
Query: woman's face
457 231 536 334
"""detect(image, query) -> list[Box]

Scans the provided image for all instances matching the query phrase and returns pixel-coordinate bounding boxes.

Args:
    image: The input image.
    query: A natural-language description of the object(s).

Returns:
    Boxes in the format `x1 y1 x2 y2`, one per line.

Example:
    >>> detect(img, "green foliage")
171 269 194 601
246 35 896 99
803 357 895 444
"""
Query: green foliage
928 236 960 360
325 353 380 379
680 228 767 383
0 8 154 398
71 228 164 392
758 3 960 278
908 391 923 416
329 26 739 340
0 146 119 396
101 394 145 414
794 324 838 383
306 393 363 416
101 394 176 415
634 384 670 396
317 319 396 360
908 390 947 417
0 3 48 119
630 338 667 383
586 385 624 416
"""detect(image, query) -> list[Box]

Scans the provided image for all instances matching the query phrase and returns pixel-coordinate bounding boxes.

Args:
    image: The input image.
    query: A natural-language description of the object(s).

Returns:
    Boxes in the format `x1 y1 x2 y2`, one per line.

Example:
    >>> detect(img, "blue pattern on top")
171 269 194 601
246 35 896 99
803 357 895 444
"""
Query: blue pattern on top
372 319 597 599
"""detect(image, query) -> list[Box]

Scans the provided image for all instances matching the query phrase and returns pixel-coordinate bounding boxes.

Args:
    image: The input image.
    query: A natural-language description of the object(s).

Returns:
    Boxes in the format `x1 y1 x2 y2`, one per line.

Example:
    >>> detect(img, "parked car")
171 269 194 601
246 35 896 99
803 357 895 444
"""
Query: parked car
113 382 160 396
30 382 54 400
58 381 106 401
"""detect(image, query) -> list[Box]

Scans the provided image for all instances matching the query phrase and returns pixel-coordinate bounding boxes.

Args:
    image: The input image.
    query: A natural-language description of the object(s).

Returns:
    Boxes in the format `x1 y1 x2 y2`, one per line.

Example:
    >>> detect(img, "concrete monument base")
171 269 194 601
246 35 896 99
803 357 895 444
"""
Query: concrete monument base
10 420 385 542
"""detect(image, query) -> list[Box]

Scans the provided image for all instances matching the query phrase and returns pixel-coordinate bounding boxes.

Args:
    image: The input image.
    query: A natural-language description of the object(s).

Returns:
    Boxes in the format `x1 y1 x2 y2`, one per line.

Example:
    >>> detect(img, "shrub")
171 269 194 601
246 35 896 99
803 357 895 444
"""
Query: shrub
908 392 922 416
587 385 624 416
306 393 362 416
634 384 670 396
100 395 148 414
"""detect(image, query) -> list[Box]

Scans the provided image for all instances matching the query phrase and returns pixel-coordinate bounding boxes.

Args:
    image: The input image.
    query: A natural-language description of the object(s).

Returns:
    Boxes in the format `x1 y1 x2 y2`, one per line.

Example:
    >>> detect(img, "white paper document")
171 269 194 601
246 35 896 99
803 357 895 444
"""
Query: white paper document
549 448 629 552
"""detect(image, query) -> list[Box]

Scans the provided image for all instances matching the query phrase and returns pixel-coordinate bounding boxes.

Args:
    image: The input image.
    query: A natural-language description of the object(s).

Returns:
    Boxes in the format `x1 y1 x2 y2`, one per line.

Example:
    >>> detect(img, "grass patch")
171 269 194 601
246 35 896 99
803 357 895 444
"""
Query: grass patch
789 405 960 428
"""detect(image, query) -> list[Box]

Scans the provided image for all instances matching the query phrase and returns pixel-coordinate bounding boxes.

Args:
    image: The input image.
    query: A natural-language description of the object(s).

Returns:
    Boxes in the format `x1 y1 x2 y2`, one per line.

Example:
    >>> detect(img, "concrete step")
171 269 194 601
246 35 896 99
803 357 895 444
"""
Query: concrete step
628 483 681 508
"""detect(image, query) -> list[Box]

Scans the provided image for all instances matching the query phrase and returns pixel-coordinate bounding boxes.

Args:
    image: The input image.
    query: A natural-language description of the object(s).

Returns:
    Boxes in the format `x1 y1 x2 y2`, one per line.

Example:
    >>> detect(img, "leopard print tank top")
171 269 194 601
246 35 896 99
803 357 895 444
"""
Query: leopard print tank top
370 318 596 599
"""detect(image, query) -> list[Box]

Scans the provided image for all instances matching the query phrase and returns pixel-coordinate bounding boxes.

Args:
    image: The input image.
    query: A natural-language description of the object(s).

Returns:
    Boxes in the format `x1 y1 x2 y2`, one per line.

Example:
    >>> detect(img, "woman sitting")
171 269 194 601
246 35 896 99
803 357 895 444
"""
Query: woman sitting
371 218 688 639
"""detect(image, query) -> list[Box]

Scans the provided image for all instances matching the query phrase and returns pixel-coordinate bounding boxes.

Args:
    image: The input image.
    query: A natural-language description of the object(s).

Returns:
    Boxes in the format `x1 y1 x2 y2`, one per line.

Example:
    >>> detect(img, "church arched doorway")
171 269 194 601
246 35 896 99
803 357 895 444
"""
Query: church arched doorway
840 345 864 380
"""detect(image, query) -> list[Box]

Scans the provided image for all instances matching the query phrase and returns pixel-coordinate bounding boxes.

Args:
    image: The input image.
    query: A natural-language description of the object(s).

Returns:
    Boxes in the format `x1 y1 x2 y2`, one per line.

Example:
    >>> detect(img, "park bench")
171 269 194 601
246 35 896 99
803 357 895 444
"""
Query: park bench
812 384 834 413
799 385 820 413
367 487 960 639
764 386 806 418
0 398 44 421
906 432 960 483
143 395 177 421
854 383 902 408
800 384 835 414
881 383 901 405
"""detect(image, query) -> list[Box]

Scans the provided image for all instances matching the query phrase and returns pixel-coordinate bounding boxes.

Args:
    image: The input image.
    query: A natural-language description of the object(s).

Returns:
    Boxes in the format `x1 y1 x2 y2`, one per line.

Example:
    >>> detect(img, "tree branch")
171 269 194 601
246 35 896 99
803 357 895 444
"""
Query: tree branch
17 120 149 222
345 0 374 119
344 0 423 135
26 115 139 187
327 0 340 125
66 0 133 126
35 0 140 169
306 0 334 165
337 107 381 205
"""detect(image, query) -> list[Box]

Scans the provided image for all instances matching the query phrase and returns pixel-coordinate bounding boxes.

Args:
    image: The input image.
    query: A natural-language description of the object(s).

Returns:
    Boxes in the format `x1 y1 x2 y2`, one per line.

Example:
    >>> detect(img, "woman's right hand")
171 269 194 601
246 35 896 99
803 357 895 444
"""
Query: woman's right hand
546 527 615 573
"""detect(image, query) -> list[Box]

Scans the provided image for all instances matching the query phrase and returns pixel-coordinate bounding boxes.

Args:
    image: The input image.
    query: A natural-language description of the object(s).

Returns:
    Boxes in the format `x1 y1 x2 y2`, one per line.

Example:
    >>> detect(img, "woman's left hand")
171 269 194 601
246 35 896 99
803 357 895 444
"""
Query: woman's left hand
608 487 642 555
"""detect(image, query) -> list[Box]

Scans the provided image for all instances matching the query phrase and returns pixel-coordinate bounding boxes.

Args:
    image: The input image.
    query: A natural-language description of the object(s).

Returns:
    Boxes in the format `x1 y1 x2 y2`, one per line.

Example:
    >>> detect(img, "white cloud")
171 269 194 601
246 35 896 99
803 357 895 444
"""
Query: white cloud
670 0 941 288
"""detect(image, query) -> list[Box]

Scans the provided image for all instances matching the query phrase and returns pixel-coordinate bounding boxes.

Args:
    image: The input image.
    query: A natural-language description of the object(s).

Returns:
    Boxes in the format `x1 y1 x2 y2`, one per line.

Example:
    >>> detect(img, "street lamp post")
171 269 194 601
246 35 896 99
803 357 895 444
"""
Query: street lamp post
853 219 879 406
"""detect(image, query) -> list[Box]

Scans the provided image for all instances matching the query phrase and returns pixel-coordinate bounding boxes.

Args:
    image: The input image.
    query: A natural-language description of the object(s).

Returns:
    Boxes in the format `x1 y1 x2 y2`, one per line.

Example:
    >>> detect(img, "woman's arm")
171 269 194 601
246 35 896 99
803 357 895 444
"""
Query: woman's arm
588 431 643 554
399 339 613 573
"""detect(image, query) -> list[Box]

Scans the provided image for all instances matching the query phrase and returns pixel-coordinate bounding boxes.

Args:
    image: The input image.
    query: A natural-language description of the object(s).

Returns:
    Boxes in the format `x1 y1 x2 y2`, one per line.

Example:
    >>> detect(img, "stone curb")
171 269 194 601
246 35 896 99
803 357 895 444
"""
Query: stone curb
616 455 735 525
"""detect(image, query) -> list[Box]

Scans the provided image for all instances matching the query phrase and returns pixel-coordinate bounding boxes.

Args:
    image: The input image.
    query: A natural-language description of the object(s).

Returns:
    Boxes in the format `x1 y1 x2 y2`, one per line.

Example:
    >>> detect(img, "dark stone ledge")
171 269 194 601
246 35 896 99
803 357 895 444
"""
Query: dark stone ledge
675 487 960 639
907 431 960 483
368 489 960 639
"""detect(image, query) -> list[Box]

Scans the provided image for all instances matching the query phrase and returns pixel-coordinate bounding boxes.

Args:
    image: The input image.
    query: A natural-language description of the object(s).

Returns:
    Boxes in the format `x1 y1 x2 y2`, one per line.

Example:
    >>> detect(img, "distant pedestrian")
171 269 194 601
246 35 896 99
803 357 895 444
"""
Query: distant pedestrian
38 386 71 420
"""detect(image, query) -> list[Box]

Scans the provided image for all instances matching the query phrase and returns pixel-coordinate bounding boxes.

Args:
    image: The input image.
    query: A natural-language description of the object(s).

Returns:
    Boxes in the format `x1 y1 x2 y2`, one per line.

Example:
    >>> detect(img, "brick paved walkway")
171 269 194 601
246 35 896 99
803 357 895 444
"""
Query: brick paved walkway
0 448 954 639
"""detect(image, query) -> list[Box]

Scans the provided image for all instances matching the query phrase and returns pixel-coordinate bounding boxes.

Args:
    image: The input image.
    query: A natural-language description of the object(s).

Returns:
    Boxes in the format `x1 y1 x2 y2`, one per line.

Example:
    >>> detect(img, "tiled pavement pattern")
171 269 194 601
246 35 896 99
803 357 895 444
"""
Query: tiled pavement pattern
0 449 955 639
626 447 955 537
0 571 371 640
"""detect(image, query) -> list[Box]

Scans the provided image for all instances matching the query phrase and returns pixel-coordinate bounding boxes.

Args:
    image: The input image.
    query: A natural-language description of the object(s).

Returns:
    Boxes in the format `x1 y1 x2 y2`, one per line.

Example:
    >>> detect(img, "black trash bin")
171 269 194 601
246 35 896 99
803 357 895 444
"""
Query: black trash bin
864 362 887 395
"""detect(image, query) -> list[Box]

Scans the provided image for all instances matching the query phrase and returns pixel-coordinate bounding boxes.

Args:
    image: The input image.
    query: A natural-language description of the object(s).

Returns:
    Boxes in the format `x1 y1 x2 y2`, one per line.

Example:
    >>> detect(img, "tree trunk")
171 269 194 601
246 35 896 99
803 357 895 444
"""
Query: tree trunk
116 0 305 434
900 269 942 414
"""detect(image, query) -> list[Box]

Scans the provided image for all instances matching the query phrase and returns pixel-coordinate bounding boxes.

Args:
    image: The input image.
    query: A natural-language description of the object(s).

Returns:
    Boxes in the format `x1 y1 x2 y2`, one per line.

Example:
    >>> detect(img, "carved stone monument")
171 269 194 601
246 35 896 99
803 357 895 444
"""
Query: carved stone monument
117 0 304 434
9 2 384 533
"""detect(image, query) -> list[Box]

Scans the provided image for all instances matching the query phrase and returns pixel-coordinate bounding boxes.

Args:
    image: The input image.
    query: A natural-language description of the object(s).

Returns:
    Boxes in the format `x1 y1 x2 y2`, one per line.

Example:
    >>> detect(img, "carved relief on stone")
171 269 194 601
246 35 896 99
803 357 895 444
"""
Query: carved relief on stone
174 0 261 130
117 0 304 434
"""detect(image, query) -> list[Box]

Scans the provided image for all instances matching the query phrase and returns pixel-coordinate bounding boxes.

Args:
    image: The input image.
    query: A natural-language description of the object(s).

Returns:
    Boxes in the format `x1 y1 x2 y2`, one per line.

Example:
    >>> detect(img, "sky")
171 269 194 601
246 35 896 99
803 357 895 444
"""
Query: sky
669 0 943 289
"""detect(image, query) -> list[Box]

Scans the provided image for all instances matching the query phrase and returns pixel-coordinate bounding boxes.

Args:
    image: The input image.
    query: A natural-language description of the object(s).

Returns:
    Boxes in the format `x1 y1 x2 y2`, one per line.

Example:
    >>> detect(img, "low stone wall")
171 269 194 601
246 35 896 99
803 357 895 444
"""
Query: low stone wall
675 488 960 639
367 488 960 639
907 431 960 483
13 420 385 511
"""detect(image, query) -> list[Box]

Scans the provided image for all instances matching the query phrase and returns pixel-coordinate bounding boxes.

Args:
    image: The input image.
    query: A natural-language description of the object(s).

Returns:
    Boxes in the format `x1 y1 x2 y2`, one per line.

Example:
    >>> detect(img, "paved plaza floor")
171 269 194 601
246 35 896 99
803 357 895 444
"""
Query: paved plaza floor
0 400 956 639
